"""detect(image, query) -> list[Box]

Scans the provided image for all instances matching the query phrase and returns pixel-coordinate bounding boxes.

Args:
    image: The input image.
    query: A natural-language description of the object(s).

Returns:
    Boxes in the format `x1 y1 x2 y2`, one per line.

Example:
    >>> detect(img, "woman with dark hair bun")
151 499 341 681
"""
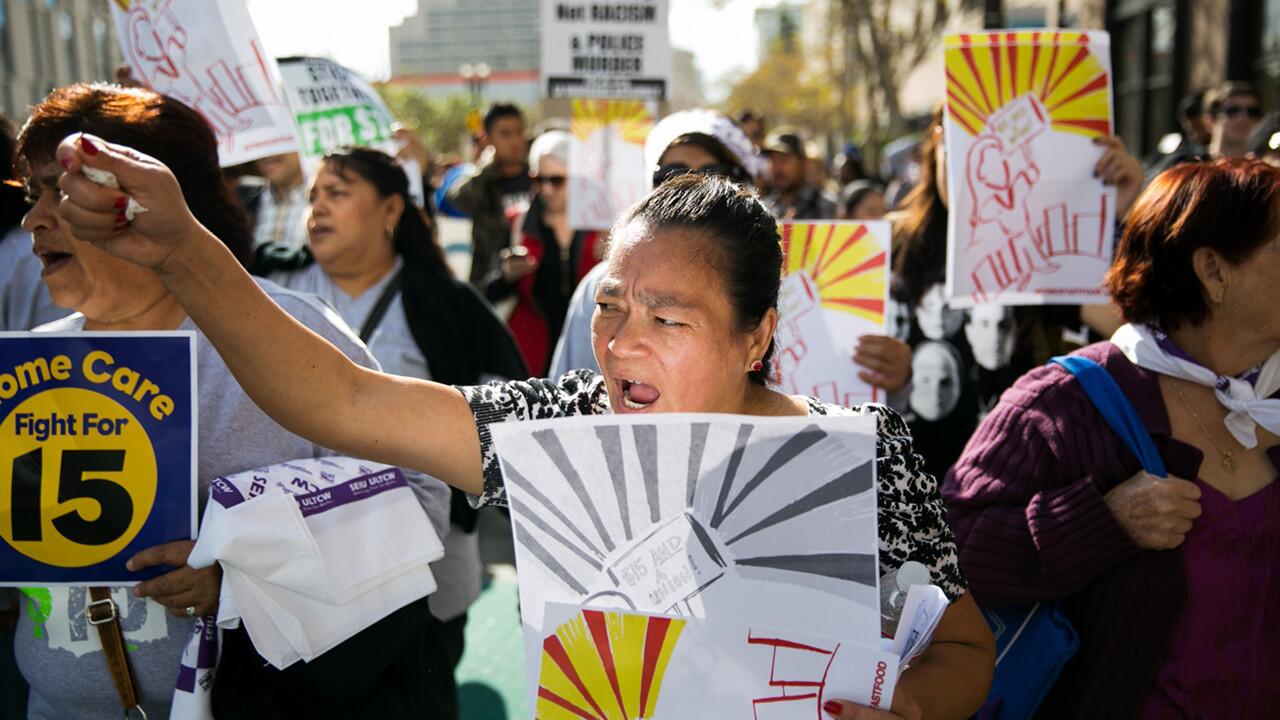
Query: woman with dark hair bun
263 145 527 720
946 159 1280 716
53 127 1002 714
15 84 452 720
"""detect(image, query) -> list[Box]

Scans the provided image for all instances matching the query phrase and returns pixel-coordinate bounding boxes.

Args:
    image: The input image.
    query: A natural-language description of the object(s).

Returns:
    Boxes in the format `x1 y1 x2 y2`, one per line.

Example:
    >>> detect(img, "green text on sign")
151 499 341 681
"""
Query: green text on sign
296 105 392 157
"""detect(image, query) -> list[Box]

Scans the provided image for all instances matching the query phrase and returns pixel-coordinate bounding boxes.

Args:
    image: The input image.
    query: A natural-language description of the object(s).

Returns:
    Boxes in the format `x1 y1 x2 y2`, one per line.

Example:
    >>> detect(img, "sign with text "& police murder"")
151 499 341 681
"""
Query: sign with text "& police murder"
542 1 673 101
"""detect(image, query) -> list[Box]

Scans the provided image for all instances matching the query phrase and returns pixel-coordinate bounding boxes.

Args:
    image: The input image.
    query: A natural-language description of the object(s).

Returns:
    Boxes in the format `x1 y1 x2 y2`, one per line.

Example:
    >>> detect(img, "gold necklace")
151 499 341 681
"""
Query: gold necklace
1170 379 1239 473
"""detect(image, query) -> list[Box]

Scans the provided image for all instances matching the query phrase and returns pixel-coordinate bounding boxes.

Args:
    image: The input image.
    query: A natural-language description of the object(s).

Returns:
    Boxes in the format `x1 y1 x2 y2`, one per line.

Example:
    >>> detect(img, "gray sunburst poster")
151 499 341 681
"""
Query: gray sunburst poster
492 413 882 694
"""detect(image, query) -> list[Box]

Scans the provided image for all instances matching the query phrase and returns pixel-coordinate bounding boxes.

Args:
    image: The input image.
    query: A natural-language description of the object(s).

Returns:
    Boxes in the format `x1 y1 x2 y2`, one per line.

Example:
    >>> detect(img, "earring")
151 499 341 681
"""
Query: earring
749 360 763 373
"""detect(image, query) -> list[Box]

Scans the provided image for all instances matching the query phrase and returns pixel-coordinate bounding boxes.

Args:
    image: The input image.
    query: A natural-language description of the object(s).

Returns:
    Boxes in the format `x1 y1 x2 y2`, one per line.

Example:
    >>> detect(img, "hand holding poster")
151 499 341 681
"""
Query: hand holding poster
0 333 197 585
568 99 655 230
943 31 1115 307
775 222 892 406
111 0 299 167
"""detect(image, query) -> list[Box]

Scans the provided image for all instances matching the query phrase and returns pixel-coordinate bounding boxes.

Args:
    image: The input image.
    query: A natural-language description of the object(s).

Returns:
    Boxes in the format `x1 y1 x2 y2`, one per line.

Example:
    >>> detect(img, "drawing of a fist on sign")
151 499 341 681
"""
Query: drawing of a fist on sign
965 94 1057 294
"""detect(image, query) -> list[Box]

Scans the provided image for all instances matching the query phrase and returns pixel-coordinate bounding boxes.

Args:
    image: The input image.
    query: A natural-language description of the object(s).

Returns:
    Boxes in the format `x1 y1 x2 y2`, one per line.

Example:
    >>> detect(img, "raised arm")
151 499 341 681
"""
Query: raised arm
53 133 486 495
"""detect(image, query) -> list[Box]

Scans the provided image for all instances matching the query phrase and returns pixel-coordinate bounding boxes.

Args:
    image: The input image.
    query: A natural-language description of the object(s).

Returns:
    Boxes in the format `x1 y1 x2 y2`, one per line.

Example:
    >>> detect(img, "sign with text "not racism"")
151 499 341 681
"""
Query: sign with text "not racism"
541 1 673 101
0 333 197 585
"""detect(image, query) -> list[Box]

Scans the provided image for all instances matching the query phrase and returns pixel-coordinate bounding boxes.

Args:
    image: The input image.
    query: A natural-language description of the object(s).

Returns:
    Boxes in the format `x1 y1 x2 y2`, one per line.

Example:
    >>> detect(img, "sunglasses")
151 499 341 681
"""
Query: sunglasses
534 175 566 189
652 162 750 187
1220 104 1263 119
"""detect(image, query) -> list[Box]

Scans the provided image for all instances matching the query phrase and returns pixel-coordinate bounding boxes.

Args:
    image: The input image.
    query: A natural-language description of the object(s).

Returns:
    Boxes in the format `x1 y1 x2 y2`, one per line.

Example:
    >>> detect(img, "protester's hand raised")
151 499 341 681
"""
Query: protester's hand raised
1103 470 1202 550
854 335 912 394
54 132 202 273
1093 136 1144 219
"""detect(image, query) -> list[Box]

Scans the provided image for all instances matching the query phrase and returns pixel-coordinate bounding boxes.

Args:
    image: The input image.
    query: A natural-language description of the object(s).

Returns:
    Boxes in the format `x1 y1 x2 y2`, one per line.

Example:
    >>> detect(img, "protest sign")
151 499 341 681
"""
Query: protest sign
775 221 892 406
542 1 673 101
110 0 298 167
535 602 900 717
0 333 197 585
943 30 1115 307
568 99 655 230
275 56 423 205
493 413 882 706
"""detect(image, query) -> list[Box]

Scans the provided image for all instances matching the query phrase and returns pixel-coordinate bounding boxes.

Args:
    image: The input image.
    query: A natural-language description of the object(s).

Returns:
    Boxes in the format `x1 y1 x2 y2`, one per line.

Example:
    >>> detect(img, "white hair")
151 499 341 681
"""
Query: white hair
529 129 571 169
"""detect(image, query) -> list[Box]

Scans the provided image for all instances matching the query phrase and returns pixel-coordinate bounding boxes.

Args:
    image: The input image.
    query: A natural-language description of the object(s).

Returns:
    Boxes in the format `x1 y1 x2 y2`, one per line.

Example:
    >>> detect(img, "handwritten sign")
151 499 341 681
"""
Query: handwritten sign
0 333 197 585
568 99 654 230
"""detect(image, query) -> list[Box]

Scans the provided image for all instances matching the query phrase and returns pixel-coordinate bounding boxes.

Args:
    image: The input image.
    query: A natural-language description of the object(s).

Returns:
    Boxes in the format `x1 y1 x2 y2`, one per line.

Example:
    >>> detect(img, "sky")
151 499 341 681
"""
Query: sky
246 0 772 100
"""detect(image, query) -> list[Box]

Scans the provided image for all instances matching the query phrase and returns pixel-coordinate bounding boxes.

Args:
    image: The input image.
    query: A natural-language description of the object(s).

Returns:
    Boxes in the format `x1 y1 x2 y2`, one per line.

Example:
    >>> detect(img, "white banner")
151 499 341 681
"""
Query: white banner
111 0 298 167
541 1 673 101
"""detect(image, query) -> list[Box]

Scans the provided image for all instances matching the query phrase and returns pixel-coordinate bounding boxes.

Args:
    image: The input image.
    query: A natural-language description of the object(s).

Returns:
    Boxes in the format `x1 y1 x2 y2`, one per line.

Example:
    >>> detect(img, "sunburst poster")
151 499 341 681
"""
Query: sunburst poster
569 99 656 230
943 30 1115 307
492 413 884 712
776 221 891 407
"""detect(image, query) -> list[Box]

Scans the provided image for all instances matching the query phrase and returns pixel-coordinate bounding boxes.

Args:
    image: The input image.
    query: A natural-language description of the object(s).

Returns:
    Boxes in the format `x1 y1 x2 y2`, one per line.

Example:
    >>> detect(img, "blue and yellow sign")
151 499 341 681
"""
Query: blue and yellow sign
0 332 196 585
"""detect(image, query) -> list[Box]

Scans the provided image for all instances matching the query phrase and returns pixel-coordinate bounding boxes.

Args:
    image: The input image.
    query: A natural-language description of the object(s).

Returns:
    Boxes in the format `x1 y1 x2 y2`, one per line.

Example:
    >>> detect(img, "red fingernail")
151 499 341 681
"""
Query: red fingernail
81 136 99 155
113 196 128 210
116 210 128 224
60 157 71 169
823 700 842 715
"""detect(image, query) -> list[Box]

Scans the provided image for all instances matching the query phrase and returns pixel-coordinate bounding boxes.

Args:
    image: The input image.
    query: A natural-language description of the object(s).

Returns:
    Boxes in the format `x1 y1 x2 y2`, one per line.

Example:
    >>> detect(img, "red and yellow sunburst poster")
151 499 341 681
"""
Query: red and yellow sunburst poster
943 31 1115 308
775 221 891 406
568 99 656 231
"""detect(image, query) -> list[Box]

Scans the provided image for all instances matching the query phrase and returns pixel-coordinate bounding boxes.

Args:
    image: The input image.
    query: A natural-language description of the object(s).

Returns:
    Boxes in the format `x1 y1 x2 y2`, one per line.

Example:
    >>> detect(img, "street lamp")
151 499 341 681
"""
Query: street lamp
458 62 491 104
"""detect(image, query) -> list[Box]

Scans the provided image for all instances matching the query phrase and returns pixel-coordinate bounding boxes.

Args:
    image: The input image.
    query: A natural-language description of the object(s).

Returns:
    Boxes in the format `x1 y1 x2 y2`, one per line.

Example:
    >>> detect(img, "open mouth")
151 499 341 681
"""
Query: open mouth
619 378 661 411
35 248 73 277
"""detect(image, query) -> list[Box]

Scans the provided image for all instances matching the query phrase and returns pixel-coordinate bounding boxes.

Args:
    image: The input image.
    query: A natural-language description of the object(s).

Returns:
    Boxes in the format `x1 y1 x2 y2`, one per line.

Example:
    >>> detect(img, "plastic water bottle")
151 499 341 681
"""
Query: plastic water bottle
880 560 930 638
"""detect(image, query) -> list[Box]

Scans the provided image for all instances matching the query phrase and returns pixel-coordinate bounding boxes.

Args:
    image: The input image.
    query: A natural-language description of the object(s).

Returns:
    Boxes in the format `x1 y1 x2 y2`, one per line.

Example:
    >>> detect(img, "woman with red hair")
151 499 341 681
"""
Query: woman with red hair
944 159 1280 717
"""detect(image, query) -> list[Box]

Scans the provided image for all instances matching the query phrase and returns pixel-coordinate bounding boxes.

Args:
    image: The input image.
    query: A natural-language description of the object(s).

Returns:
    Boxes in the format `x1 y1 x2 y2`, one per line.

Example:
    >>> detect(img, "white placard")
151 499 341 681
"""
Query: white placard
493 413 883 705
567 99 654 230
541 1 673 101
943 30 1115 307
111 0 298 167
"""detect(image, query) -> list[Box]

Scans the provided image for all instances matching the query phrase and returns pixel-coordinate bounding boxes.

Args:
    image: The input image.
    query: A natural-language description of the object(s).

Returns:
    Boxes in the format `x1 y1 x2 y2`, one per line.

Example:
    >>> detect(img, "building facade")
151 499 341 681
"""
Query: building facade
388 0 541 105
1 0 121 121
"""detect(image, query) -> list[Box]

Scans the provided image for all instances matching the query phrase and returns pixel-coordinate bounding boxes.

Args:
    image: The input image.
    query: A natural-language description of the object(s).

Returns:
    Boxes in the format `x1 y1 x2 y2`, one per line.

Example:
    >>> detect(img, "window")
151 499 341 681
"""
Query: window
0 3 10 73
1110 0 1182 156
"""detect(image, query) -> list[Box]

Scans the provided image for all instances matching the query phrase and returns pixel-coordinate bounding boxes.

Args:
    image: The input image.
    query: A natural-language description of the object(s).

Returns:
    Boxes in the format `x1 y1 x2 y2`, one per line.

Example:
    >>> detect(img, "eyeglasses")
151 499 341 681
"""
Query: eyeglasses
652 162 749 187
1220 104 1262 119
534 175 566 189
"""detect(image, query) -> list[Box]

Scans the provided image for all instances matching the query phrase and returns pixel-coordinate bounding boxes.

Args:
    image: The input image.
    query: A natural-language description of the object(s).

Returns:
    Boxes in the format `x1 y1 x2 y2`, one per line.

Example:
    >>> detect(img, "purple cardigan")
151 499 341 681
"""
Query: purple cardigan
943 341 1221 716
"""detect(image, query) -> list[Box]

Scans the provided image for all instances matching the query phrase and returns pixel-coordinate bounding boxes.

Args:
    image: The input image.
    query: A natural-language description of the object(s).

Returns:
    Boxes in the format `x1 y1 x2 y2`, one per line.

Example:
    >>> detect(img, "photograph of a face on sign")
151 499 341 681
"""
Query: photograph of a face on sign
943 31 1114 307
491 413 881 703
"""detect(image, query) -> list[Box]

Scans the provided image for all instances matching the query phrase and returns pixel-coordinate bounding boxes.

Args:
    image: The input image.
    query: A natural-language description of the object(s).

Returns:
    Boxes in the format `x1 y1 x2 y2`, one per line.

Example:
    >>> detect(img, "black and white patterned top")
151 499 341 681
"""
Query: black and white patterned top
461 370 967 600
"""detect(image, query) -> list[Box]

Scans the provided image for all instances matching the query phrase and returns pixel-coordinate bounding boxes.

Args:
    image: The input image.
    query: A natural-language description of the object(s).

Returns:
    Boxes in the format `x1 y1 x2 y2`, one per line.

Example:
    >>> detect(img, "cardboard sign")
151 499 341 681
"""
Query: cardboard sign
943 30 1115 307
775 221 892 406
541 1 673 101
568 99 654 230
110 0 299 167
0 333 197 585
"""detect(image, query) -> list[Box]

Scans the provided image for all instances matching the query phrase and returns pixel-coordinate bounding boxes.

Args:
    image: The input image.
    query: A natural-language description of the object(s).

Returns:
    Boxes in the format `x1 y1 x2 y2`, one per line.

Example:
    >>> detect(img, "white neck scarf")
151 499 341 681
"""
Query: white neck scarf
1111 323 1280 449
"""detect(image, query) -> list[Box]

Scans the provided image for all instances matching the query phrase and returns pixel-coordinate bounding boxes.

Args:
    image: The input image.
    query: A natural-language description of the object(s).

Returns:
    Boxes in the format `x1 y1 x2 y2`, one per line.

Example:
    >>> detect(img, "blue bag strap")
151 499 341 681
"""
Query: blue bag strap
1050 355 1167 478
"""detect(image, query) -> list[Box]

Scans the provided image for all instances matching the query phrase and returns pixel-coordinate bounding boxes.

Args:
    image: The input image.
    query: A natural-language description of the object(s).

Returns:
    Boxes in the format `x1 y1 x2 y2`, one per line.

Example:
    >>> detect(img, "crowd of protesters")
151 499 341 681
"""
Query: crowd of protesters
0 69 1277 720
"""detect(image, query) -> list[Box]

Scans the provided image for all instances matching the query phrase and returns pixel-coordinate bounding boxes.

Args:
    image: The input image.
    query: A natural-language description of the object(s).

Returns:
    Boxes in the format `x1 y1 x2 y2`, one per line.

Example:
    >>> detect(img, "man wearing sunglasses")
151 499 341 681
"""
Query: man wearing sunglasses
1206 81 1264 159
761 127 837 221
